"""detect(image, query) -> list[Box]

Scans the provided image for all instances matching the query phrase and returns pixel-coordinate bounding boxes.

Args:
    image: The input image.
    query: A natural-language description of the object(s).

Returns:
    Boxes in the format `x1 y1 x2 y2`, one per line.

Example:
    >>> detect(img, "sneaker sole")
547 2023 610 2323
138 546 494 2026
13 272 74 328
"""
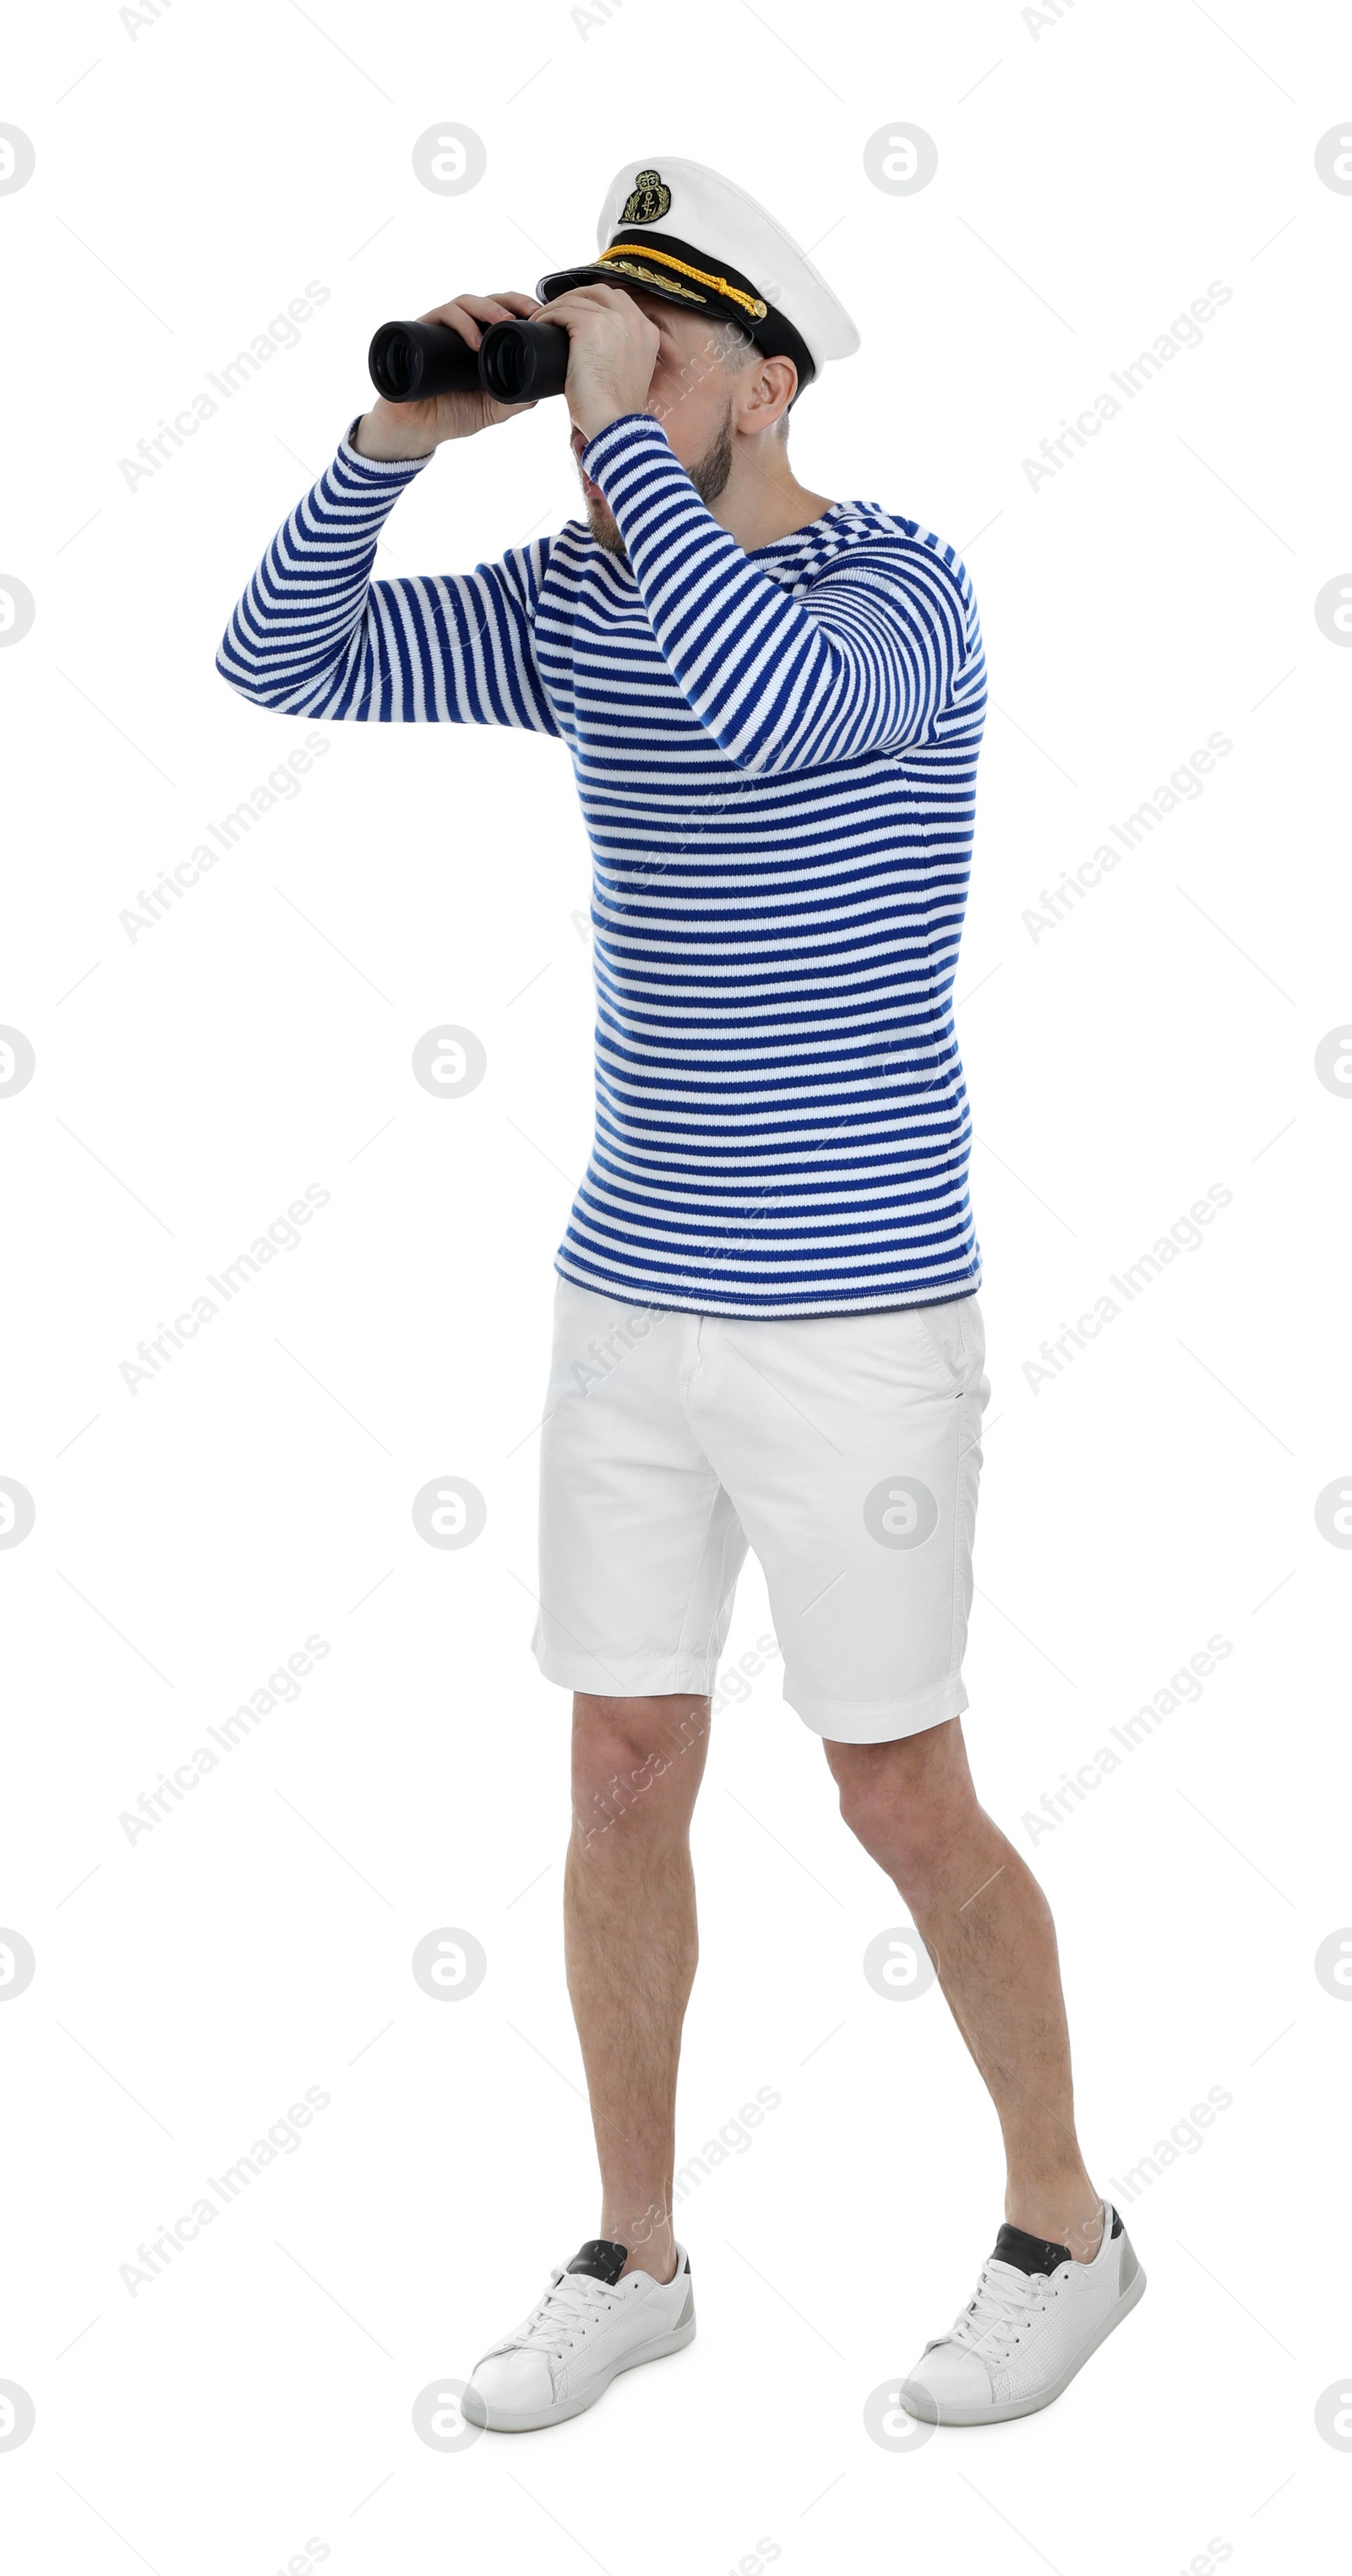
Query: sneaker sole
461 2315 696 2433
899 2262 1147 2427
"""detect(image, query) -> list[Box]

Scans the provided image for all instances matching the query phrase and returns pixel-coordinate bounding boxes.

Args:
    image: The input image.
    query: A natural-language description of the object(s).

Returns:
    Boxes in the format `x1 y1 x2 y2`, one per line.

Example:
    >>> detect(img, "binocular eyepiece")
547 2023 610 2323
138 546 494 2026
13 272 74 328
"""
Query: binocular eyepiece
368 317 570 407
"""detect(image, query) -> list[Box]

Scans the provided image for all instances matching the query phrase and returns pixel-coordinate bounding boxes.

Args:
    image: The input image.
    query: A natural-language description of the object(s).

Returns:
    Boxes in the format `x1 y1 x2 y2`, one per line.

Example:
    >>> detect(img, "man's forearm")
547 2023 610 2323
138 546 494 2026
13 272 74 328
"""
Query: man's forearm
216 428 432 716
579 414 962 777
215 423 559 736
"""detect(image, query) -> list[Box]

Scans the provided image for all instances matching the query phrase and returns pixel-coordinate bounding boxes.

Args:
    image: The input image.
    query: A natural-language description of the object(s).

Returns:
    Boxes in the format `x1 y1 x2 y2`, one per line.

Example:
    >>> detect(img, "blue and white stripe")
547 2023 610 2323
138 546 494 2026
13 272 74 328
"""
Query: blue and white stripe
218 411 987 1315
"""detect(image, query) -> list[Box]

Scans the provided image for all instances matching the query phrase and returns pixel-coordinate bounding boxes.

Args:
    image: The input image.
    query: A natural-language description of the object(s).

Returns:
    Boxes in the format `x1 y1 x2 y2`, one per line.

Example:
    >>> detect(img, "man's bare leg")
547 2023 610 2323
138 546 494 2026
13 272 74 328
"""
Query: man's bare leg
826 1717 1104 2260
564 1691 711 2283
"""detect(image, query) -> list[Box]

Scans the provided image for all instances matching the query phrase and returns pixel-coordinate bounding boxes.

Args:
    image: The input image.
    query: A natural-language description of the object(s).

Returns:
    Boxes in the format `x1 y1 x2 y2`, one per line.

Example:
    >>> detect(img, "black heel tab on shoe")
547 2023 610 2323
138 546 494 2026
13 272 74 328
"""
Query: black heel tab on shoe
566 2240 629 2284
991 2223 1073 2277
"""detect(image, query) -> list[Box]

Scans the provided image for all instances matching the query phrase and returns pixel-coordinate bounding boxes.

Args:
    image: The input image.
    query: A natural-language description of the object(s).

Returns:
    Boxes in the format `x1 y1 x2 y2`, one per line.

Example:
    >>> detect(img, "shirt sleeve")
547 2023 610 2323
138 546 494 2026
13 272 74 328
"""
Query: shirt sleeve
215 422 561 734
580 412 972 775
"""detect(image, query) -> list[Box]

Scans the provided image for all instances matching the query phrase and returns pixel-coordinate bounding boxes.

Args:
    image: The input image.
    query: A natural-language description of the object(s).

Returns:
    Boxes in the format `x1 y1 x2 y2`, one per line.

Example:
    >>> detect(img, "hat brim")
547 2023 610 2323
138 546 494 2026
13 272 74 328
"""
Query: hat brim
536 259 815 395
537 261 751 326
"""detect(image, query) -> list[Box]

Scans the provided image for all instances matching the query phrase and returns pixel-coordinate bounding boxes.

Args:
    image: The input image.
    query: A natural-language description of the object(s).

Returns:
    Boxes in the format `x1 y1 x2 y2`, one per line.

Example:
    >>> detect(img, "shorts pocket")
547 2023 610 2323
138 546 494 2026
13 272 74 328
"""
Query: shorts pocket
914 1296 983 1394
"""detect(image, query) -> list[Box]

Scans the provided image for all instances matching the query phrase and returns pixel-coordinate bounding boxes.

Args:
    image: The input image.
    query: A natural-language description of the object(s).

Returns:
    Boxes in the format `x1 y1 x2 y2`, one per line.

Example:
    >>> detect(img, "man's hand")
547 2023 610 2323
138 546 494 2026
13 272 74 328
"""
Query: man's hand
543 284 661 444
352 290 543 461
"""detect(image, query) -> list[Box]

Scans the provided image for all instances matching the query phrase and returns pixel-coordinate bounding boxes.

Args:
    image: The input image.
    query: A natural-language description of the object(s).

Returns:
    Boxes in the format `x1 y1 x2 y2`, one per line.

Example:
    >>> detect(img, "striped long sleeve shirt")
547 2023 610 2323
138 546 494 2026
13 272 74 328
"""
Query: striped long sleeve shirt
217 411 987 1316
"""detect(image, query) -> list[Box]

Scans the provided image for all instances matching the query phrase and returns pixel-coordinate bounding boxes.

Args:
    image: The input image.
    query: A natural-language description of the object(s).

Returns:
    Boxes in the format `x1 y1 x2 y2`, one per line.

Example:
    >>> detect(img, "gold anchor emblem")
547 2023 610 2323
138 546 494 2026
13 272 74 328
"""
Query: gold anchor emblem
620 167 672 224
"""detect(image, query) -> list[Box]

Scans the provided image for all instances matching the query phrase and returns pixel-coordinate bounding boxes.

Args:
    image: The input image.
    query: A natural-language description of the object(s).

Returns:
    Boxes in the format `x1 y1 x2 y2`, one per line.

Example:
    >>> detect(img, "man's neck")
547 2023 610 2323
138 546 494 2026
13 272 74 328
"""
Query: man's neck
708 444 836 554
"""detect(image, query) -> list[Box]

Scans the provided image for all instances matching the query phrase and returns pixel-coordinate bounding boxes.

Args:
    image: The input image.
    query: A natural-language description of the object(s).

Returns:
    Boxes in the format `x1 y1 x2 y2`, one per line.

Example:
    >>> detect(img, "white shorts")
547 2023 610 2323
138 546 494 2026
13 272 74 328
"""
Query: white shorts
531 1280 989 1744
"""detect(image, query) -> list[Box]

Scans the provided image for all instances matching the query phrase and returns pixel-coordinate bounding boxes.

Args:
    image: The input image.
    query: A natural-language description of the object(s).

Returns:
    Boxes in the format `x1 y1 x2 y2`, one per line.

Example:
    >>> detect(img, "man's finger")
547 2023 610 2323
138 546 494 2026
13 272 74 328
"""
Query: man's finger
418 302 485 345
450 297 517 325
417 292 542 341
542 284 640 319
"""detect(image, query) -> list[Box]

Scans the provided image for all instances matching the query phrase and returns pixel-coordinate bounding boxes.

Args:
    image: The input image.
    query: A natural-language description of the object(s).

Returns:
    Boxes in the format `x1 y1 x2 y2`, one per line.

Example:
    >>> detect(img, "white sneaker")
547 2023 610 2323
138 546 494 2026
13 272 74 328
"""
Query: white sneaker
462 2239 695 2431
900 2201 1145 2425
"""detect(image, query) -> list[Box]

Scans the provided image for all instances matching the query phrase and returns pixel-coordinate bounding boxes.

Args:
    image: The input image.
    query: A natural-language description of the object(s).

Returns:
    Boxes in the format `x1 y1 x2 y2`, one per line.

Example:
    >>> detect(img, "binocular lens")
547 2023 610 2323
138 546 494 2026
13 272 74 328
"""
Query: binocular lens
477 322 572 403
384 337 416 398
368 320 483 403
479 325 529 404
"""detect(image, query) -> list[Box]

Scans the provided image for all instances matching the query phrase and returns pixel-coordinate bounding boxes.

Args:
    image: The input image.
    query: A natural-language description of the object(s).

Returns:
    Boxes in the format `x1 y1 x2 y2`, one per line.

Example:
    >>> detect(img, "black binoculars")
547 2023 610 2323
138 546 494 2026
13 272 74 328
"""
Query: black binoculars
368 316 570 407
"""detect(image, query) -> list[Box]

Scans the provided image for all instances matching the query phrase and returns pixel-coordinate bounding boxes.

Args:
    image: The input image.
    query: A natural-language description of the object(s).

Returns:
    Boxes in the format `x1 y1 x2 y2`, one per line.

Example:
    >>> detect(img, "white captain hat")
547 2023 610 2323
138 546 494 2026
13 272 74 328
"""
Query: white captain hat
537 156 860 395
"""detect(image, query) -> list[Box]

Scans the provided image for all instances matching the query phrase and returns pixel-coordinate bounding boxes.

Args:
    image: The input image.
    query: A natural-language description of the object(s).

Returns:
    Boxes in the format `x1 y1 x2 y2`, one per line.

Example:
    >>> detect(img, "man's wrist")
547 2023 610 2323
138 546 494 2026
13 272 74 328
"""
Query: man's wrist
350 407 435 463
577 395 660 446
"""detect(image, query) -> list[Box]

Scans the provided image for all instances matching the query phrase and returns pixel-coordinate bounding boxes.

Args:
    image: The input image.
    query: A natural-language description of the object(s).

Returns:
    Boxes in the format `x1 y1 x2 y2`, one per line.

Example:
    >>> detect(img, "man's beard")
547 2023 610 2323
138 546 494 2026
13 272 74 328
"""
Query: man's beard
585 401 734 561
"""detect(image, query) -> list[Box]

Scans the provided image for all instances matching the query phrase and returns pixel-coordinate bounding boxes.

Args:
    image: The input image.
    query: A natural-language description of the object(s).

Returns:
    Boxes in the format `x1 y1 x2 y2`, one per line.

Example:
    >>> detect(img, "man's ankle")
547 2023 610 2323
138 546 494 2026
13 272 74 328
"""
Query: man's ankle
1005 2184 1104 2263
605 2219 678 2284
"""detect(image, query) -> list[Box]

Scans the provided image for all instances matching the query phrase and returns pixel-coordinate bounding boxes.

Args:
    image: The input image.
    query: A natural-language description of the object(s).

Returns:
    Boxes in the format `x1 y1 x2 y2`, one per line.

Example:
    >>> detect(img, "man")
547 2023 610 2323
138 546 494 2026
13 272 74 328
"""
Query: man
219 156 1144 2431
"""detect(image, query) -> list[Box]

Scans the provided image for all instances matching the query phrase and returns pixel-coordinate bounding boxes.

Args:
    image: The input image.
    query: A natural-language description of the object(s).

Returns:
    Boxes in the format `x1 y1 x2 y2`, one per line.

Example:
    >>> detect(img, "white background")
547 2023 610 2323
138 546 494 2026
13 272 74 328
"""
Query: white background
2 2 1349 2569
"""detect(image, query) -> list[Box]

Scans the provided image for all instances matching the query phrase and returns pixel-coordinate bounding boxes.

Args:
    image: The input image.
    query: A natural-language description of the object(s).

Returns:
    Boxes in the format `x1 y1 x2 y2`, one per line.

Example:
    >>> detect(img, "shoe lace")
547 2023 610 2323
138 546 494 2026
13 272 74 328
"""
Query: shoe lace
944 2258 1049 2363
506 2268 621 2360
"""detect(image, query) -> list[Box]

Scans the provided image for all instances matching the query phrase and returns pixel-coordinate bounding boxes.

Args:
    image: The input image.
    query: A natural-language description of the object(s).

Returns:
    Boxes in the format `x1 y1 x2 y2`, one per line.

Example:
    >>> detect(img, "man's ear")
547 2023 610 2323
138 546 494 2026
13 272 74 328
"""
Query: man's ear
738 352 797 435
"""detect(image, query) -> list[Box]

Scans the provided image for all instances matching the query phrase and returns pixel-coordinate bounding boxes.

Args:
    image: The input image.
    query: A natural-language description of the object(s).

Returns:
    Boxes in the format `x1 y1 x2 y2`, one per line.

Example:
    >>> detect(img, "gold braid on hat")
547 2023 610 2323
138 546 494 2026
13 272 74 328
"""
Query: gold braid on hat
596 241 768 321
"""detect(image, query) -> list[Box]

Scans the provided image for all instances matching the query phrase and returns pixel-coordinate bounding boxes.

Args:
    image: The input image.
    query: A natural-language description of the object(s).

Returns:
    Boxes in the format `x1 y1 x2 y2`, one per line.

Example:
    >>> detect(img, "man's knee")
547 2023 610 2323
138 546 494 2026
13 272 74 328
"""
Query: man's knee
828 1725 974 1891
571 1692 710 1845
